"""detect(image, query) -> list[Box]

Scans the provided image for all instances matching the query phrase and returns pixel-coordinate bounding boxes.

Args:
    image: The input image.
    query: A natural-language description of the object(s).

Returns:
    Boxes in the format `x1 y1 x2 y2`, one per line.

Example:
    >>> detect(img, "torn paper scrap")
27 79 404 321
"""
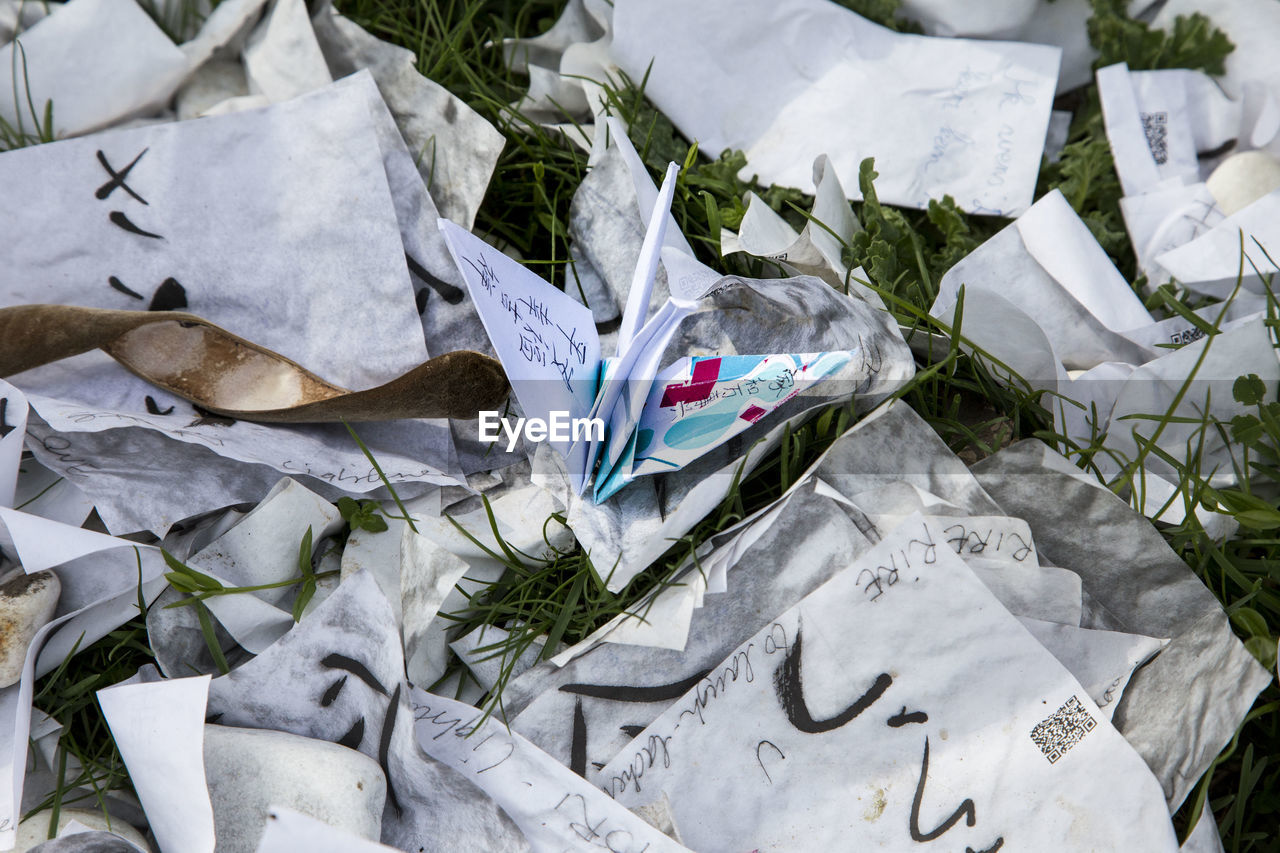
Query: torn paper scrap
599 516 1179 850
97 676 216 853
611 0 1061 214
1 77 478 529
0 381 26 508
721 153 883 306
255 806 400 853
972 439 1274 808
1155 190 1280 297
311 4 504 230
1018 617 1168 721
412 689 689 853
1151 0 1280 100
243 0 332 102
507 480 878 781
0 0 189 138
205 571 531 852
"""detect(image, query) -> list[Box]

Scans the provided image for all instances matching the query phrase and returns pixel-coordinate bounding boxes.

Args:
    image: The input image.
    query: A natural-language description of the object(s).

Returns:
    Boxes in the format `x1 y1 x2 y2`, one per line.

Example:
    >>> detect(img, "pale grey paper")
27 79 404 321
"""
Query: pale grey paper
4 77 464 534
1018 617 1168 721
1151 0 1280 101
501 0 612 152
0 0 188 138
899 0 1097 93
23 410 439 538
243 0 331 102
722 154 884 307
0 513 170 850
611 0 1061 215
508 402 992 752
508 480 877 782
311 3 504 231
0 0 58 44
411 689 688 853
205 570 532 852
972 440 1274 808
600 517 1179 850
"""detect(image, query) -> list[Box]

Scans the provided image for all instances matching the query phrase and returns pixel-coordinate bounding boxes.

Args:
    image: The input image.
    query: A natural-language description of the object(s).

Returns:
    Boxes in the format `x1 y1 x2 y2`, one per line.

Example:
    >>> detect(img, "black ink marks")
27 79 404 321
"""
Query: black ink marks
570 697 588 778
906 524 937 565
909 736 985 843
108 275 145 300
677 651 755 726
406 252 465 306
559 669 713 704
337 716 365 749
888 707 929 728
968 840 1005 853
205 712 223 724
604 734 673 797
856 558 900 602
619 725 645 739
145 396 174 416
109 210 163 239
95 148 150 204
415 288 428 315
463 254 500 295
321 674 348 707
755 740 785 784
321 653 389 697
148 278 187 311
562 670 713 779
379 684 402 815
0 399 14 439
774 628 891 734
109 276 187 310
762 623 788 657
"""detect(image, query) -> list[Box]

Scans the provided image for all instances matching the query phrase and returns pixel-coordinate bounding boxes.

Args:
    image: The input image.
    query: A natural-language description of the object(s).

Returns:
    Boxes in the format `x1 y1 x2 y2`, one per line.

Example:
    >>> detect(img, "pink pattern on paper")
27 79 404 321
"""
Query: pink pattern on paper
659 357 723 407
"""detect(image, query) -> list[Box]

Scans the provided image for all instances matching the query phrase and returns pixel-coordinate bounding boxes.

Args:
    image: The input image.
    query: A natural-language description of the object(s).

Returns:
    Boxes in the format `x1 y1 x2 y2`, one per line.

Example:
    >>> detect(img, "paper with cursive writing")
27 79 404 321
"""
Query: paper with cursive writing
411 688 689 853
598 514 1179 851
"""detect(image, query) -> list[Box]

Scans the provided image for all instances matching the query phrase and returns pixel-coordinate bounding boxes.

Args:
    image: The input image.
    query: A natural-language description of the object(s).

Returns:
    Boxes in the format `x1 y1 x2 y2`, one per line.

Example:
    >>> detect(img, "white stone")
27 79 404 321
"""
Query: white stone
0 568 60 688
27 832 143 852
1207 150 1280 216
16 808 150 852
203 725 385 853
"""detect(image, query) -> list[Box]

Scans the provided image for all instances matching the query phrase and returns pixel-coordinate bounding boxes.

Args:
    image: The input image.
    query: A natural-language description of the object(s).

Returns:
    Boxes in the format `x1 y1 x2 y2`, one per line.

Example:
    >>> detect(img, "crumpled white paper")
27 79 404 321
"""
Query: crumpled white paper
0 511 169 851
0 0 189 138
3 75 465 535
610 0 1060 215
599 514 1179 850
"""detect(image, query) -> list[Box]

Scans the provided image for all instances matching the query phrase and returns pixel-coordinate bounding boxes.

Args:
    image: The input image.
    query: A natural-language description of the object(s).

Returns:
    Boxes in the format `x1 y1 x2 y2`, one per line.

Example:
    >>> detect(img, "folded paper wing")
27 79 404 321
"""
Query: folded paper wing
0 304 508 421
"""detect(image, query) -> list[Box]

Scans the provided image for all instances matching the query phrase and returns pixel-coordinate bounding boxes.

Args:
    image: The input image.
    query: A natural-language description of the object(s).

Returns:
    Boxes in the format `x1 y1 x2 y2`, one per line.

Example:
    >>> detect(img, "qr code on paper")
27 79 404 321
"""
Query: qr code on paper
1140 111 1169 165
1030 695 1097 764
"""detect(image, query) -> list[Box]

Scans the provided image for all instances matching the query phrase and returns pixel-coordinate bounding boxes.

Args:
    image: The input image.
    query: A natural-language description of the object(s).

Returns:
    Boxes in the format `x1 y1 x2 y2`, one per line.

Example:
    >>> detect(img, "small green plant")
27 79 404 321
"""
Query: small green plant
338 497 390 533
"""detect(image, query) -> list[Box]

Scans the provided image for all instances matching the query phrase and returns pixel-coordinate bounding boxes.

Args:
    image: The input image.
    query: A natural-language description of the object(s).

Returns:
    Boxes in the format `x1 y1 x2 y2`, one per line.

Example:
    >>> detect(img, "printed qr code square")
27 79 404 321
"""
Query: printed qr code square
1029 695 1097 764
1140 111 1169 165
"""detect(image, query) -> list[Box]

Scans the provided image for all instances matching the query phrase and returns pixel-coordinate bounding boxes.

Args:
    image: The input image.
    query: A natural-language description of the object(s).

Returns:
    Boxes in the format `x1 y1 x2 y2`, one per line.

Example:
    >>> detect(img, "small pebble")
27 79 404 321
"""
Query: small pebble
0 569 60 688
203 724 386 852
